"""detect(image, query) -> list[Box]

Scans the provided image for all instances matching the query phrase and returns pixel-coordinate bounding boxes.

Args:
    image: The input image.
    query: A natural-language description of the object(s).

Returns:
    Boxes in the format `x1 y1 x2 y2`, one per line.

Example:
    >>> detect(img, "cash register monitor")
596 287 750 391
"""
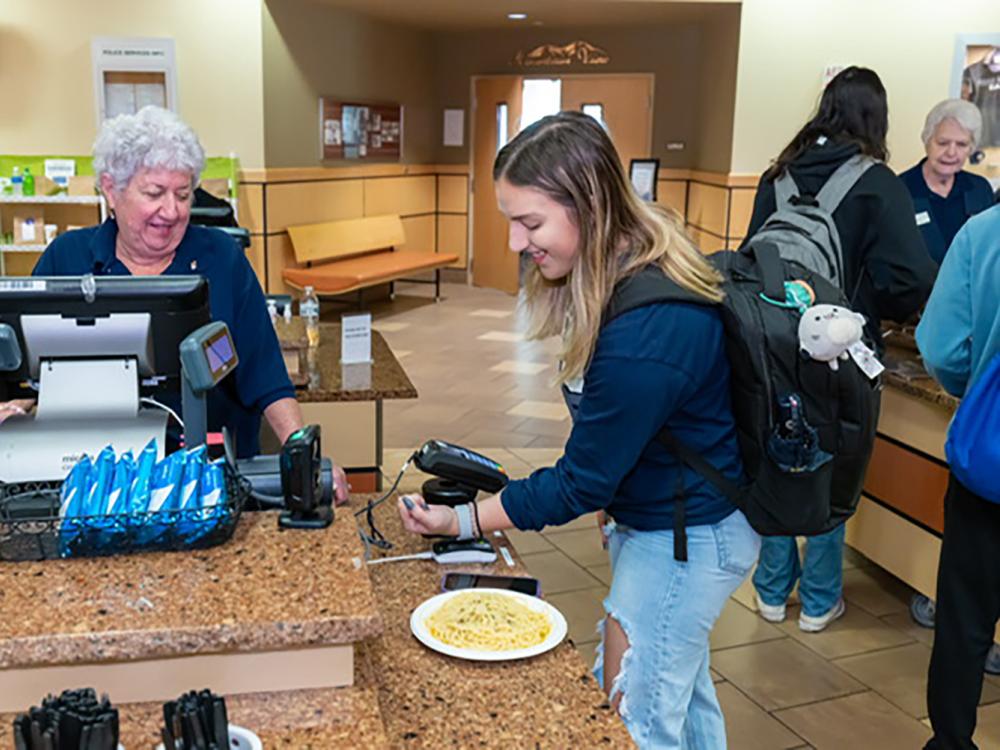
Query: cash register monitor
0 275 210 397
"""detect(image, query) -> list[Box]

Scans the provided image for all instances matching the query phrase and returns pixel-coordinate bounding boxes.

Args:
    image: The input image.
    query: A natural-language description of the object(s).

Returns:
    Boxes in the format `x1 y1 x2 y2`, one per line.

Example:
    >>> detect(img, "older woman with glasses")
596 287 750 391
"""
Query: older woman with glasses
899 99 994 264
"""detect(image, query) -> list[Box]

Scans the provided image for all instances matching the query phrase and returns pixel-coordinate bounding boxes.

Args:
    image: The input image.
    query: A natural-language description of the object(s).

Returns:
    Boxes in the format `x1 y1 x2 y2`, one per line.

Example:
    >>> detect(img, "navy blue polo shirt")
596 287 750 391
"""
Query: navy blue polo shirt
32 219 294 457
899 161 994 264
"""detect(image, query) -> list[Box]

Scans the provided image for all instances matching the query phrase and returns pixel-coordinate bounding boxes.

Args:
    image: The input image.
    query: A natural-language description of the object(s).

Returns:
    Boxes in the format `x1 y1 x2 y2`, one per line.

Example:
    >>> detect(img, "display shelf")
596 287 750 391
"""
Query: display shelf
0 195 100 205
0 244 46 253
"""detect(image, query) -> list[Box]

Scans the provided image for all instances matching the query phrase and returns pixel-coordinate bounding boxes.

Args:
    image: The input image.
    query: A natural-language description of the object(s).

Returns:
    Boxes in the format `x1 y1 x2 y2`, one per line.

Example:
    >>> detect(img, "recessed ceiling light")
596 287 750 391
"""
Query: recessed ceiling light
507 13 528 21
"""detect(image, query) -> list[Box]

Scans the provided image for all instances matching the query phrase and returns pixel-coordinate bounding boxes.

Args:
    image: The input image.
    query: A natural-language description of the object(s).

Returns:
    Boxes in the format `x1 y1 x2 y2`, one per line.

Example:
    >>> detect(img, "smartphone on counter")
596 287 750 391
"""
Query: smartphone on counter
441 572 542 597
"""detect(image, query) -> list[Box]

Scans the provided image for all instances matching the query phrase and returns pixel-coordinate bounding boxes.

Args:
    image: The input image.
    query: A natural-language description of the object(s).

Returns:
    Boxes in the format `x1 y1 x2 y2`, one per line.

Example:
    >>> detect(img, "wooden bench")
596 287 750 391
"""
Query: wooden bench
282 214 458 304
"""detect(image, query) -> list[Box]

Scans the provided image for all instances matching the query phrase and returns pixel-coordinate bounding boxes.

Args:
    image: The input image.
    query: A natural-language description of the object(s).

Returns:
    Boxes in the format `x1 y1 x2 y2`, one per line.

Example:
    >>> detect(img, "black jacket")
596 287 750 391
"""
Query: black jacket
742 141 937 336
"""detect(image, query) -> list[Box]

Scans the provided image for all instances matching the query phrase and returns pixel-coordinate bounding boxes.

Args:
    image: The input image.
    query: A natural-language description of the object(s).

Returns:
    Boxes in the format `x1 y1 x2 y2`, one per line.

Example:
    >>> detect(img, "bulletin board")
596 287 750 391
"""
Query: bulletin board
320 99 402 161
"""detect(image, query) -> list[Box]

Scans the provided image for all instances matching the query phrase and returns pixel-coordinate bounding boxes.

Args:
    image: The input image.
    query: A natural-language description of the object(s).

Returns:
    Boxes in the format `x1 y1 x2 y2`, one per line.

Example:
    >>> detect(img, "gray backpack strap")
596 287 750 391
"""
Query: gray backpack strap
774 170 800 207
815 155 875 213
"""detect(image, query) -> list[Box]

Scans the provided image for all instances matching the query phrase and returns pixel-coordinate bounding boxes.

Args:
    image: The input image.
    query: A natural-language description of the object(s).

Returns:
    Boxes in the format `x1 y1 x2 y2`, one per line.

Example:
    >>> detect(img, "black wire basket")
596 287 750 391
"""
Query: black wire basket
0 465 248 562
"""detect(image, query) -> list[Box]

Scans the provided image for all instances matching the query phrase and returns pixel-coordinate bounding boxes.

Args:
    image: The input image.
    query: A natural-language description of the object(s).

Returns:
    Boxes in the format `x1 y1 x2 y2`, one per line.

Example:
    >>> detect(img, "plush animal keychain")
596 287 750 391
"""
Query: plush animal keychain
798 304 866 371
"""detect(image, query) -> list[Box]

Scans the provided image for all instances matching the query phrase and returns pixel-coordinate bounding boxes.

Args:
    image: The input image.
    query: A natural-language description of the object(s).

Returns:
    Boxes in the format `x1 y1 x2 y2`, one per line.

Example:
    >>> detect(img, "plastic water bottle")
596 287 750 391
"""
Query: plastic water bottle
10 167 22 197
301 286 321 349
22 167 35 197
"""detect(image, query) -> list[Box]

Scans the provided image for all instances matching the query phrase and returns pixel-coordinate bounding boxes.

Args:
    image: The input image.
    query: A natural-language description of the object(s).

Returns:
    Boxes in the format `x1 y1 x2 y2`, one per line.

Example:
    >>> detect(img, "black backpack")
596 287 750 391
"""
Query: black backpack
607 243 881 559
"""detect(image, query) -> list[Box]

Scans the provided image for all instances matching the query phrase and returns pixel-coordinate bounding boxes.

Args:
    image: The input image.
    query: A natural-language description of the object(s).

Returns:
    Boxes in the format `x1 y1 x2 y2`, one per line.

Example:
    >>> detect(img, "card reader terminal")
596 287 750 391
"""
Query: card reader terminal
414 440 508 494
431 538 498 564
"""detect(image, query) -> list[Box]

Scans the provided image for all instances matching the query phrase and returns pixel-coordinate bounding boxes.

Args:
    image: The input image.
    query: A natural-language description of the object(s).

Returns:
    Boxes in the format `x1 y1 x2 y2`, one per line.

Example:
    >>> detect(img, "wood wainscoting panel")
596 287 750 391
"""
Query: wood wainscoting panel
237 183 265 234
266 179 364 234
686 181 729 237
437 213 468 268
686 225 727 255
728 187 757 240
863 436 948 533
400 214 436 255
247 235 266 288
264 232 297 295
364 175 436 217
656 180 688 218
437 175 469 214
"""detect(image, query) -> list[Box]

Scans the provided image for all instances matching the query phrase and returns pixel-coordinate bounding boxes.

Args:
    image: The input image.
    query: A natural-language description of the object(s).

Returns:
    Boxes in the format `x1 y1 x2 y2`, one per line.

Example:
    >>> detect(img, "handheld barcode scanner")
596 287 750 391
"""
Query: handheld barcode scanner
279 424 332 530
413 440 509 507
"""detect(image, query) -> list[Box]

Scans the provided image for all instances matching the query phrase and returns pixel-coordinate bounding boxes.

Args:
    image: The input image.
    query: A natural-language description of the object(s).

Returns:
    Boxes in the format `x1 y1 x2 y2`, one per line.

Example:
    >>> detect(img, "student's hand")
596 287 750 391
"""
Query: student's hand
398 494 458 536
333 464 350 505
0 399 35 425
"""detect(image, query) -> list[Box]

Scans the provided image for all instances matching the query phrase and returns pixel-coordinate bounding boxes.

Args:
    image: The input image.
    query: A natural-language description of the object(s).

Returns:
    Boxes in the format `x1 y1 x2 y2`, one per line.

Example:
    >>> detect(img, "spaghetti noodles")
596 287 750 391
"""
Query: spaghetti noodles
425 591 552 651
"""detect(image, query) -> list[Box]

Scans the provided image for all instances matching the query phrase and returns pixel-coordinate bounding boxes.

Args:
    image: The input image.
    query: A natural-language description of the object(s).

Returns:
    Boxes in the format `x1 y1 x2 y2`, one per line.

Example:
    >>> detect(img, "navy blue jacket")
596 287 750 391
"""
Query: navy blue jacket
501 302 742 532
32 220 294 457
898 161 994 264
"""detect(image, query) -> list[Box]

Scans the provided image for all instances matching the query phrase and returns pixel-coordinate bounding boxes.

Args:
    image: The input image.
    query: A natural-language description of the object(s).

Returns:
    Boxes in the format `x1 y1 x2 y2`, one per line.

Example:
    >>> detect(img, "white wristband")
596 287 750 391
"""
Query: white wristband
455 503 474 540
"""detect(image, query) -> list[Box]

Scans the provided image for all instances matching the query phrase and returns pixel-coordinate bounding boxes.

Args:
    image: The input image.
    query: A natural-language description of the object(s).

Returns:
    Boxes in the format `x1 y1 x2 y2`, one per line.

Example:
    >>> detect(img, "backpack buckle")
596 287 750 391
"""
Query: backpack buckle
789 194 819 208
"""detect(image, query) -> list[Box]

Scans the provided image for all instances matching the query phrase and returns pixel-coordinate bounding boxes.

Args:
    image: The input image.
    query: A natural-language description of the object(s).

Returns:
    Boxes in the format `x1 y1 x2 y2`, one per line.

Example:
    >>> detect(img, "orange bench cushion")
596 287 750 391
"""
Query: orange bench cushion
283 249 459 294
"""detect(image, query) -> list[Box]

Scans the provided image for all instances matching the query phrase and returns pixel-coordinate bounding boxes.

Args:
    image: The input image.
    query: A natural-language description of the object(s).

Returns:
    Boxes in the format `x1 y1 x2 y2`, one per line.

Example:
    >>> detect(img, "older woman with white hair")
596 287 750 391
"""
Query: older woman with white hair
22 106 349 501
899 99 994 264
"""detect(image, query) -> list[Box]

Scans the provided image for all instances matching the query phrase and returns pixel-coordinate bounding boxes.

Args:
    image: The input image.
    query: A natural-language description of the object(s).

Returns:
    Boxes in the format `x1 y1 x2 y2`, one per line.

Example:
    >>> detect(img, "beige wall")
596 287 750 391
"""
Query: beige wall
731 0 1000 174
430 11 741 170
262 0 438 167
0 0 265 167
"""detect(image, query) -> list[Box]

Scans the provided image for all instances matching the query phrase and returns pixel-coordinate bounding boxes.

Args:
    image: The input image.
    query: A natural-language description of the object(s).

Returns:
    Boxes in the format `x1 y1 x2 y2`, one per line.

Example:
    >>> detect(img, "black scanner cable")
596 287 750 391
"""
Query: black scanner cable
354 450 417 557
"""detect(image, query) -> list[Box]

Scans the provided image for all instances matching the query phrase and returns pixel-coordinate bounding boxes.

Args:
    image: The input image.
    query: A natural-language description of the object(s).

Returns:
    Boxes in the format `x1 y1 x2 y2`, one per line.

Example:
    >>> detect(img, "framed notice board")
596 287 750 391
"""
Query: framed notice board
320 98 402 161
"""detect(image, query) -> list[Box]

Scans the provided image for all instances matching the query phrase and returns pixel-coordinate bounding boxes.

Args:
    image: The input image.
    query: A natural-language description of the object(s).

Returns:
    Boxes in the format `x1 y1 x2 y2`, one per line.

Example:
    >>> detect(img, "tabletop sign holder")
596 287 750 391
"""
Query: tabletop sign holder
341 312 372 364
320 98 402 161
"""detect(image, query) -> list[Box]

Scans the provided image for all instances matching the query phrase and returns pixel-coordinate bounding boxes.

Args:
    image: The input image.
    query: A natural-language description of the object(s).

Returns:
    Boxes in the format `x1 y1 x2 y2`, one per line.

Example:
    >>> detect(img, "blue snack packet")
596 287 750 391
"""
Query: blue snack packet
149 451 185 513
59 456 92 519
105 451 135 515
59 455 93 557
188 461 228 544
83 445 116 518
129 439 158 514
178 446 207 511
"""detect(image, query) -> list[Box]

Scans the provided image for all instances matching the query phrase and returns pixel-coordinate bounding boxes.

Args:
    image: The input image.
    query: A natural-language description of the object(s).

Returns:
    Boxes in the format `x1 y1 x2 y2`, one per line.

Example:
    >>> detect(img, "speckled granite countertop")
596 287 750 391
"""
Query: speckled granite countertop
278 320 418 402
882 346 958 412
0 512 382 669
356 496 634 749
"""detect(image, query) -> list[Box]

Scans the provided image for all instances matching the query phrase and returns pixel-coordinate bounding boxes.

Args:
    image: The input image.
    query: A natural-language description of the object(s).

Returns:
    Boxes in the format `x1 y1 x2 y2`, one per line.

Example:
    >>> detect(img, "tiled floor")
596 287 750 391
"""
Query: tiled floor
359 281 1000 749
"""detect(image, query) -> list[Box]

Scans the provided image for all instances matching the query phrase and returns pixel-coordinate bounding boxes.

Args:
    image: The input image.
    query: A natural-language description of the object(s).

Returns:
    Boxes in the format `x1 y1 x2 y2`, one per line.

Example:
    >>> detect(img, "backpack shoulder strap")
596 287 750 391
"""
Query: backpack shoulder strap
774 170 800 207
605 265 712 324
815 155 875 213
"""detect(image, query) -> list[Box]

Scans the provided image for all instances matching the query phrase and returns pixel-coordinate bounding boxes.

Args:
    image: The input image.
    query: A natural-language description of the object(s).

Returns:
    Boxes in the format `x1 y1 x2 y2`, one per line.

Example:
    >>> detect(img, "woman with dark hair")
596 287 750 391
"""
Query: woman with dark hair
744 66 935 632
397 112 759 748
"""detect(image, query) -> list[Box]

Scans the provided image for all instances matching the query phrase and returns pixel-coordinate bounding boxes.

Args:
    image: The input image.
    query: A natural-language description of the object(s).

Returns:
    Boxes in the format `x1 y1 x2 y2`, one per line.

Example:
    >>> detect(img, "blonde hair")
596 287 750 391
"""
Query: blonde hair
494 111 723 384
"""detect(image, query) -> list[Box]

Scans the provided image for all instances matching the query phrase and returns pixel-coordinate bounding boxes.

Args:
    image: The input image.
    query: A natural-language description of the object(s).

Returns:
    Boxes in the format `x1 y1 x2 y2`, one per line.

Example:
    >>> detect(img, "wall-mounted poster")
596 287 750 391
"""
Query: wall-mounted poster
320 98 402 161
951 35 1000 184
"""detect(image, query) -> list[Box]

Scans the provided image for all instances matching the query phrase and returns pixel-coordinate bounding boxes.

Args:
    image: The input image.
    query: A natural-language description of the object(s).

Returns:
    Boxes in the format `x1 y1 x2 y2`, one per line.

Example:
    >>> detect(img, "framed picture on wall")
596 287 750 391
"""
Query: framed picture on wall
629 158 659 202
951 34 1000 176
319 98 402 161
91 37 178 127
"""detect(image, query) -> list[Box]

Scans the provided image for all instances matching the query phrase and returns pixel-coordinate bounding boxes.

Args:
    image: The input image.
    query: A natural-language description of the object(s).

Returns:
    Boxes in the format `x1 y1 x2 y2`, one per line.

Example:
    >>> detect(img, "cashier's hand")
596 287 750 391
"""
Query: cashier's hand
0 399 34 425
333 464 350 505
398 494 458 537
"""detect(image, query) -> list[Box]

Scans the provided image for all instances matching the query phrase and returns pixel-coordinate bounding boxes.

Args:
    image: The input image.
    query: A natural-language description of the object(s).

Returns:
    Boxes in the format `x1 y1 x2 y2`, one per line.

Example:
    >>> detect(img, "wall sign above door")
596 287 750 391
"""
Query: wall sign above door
513 41 610 67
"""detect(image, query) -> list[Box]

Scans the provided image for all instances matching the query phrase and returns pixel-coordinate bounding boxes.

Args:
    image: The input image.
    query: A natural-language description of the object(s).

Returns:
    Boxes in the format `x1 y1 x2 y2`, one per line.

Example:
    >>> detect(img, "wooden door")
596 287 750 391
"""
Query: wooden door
560 75 653 173
471 76 522 294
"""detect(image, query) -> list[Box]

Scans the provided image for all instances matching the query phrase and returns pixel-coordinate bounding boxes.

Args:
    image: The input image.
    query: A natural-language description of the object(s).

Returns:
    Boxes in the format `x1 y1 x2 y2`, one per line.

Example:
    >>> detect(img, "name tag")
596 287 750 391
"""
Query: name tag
915 211 931 226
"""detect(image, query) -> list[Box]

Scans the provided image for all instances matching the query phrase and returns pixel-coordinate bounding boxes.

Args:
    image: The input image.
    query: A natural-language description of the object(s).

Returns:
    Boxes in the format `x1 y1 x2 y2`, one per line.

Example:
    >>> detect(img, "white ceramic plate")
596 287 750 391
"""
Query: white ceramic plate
409 588 568 661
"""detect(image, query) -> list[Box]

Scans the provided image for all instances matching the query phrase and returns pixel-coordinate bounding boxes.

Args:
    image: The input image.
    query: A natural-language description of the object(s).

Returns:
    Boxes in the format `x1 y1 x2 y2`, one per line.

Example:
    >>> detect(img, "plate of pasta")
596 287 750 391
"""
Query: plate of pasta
410 588 568 661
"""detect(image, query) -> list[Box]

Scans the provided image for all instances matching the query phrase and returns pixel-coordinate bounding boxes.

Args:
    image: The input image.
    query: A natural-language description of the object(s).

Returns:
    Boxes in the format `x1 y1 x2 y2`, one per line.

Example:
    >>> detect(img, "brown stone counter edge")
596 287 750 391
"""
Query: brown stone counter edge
882 347 959 412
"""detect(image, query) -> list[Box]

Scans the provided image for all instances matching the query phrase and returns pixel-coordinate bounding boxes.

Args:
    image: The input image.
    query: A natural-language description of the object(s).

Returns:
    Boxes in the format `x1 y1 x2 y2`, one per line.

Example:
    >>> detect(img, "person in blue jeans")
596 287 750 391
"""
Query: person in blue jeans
396 112 760 749
743 68 934 632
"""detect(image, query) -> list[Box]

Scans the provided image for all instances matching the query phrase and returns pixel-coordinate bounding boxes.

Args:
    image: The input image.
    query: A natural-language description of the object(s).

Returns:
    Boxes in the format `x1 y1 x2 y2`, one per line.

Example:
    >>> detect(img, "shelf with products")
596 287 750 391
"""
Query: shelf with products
0 244 47 253
0 195 102 206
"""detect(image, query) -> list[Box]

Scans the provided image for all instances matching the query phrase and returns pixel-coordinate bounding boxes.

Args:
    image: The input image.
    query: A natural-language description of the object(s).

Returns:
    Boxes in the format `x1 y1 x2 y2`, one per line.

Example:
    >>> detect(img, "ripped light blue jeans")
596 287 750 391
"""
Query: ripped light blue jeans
594 510 760 749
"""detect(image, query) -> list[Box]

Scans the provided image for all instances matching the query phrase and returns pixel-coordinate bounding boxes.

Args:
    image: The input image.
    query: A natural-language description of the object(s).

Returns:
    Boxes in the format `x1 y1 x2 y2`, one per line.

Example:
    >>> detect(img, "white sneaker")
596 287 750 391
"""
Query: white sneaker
755 594 787 623
799 599 846 633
